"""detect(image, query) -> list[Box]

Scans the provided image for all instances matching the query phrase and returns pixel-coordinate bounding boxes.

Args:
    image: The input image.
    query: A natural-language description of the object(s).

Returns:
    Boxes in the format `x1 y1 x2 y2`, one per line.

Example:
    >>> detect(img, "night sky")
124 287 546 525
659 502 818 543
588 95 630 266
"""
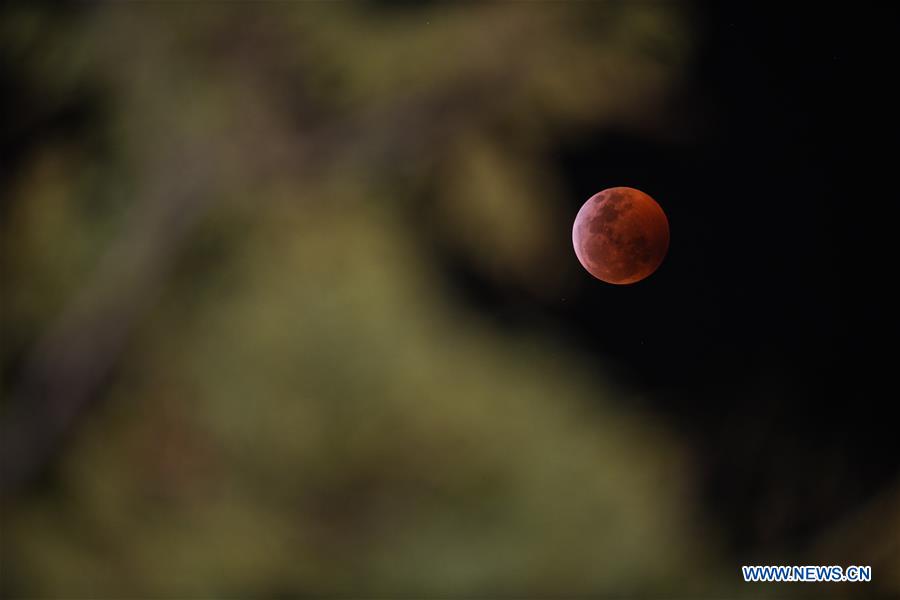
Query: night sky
439 2 898 554
2 1 897 588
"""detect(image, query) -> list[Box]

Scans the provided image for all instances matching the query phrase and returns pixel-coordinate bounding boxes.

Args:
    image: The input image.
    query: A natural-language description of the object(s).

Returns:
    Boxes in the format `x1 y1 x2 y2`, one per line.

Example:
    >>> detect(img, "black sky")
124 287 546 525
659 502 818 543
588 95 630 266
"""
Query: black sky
440 2 899 555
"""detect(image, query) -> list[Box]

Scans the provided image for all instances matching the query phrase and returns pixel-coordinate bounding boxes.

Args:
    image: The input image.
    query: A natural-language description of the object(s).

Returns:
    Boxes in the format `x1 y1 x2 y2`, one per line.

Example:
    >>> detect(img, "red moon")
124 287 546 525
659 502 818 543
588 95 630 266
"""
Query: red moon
572 187 670 284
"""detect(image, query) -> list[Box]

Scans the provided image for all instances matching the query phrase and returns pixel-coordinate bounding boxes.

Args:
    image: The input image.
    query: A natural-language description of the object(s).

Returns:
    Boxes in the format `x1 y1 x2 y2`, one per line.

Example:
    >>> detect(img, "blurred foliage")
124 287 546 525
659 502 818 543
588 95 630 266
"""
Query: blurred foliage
0 1 811 596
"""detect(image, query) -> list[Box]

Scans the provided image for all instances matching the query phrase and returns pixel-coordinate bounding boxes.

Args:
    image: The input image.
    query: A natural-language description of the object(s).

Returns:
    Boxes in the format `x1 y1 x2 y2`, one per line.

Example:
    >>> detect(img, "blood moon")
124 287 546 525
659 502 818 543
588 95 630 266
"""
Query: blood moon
572 187 669 284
